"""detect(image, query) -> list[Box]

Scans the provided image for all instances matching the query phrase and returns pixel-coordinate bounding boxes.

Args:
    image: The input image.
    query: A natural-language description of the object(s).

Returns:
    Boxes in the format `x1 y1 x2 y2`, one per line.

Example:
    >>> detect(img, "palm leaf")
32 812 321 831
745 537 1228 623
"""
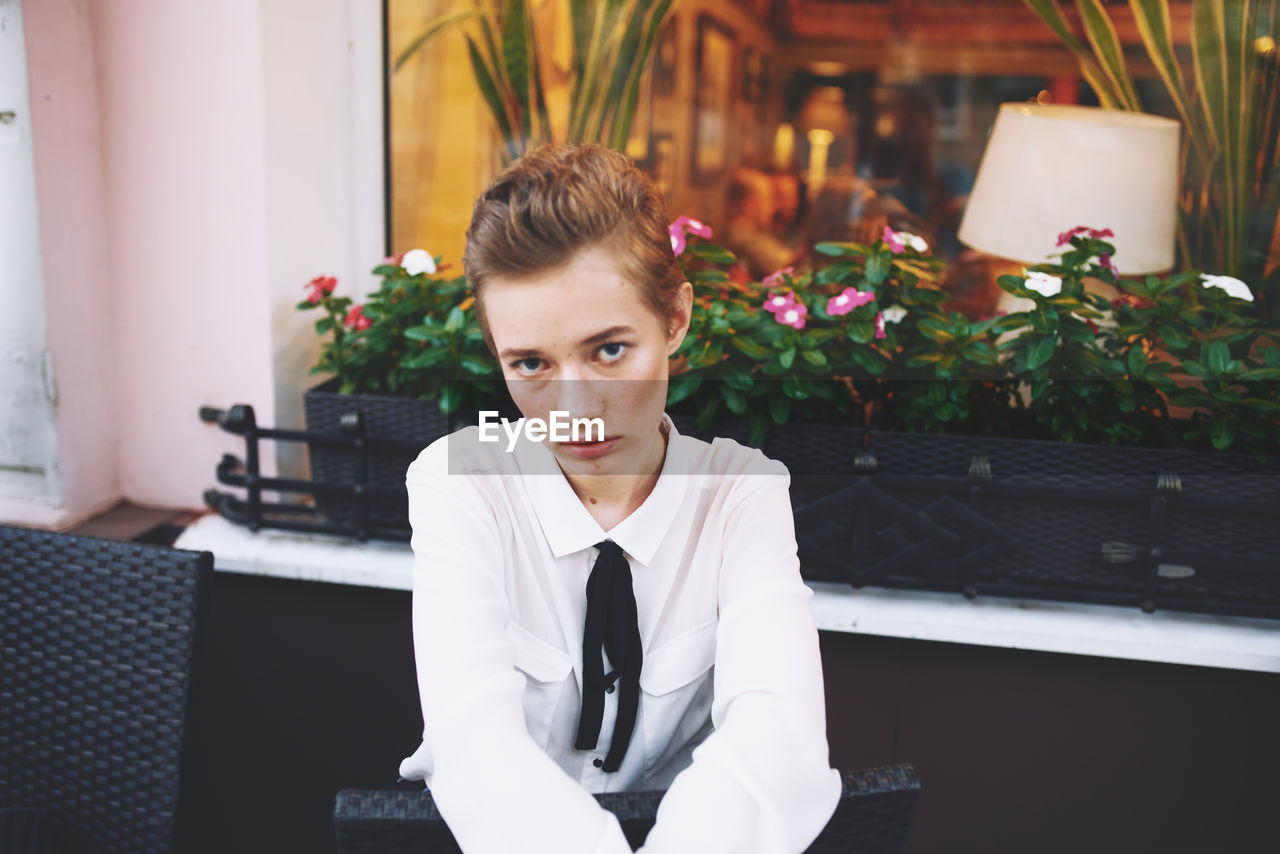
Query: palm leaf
1128 0 1208 157
1076 0 1142 109
393 8 482 73
611 0 674 151
1022 0 1127 106
501 0 533 145
465 33 520 163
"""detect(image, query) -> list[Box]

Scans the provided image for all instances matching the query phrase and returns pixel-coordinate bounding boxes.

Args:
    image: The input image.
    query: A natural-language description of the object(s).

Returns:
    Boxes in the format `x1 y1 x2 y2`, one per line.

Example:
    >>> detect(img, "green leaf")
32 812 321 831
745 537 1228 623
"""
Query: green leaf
800 349 828 368
404 325 438 342
1239 368 1280 380
769 394 790 424
464 34 518 160
1159 324 1190 350
731 336 770 359
501 0 534 144
1076 0 1141 109
1030 307 1060 335
814 241 863 258
459 354 496 375
864 253 890 285
779 347 796 369
1127 345 1148 378
445 306 465 333
689 243 736 265
1210 414 1236 450
1026 336 1057 371
722 387 747 416
667 371 703 405
1207 339 1232 374
393 7 481 71
315 317 335 334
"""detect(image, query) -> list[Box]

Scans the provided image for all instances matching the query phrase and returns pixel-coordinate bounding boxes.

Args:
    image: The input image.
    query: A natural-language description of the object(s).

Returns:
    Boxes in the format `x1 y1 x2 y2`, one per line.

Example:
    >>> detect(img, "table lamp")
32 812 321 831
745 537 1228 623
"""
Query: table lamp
957 103 1181 274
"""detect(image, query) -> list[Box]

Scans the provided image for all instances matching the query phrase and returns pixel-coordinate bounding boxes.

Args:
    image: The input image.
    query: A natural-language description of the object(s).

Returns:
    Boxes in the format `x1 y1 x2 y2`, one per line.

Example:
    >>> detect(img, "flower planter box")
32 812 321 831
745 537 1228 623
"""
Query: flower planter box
299 382 1278 620
669 415 1280 621
301 378 518 531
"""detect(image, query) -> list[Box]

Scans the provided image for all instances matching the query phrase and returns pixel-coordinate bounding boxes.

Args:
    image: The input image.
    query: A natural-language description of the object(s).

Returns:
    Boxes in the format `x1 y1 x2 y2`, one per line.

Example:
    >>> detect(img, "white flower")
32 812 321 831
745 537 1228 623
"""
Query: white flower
904 233 928 253
1024 271 1062 298
882 304 908 324
1201 273 1253 302
401 248 437 276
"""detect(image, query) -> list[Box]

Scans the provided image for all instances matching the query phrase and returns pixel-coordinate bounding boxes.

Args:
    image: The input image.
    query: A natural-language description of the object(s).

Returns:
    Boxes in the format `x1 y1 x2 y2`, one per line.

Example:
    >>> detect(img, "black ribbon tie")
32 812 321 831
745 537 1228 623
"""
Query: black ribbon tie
574 539 642 772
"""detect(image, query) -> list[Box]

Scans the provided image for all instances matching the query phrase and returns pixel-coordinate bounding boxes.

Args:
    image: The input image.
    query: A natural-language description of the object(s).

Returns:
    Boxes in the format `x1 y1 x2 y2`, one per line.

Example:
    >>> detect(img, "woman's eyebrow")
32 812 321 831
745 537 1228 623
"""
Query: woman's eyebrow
499 325 635 360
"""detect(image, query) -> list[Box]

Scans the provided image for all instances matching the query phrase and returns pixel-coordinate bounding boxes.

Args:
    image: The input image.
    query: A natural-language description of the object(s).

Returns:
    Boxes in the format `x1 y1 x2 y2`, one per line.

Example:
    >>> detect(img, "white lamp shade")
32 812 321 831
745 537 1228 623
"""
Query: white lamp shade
958 103 1180 274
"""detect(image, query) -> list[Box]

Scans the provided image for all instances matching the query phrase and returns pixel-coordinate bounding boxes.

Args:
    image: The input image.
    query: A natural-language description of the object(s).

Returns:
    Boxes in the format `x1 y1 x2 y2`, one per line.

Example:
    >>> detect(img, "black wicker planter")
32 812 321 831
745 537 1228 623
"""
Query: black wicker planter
690 418 1278 621
301 378 522 531
298 382 1278 620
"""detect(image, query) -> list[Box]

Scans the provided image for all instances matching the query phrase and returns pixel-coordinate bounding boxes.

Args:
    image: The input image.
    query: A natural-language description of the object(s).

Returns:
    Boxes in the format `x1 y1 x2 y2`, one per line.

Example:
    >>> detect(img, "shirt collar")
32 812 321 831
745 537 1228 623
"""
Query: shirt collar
515 412 687 566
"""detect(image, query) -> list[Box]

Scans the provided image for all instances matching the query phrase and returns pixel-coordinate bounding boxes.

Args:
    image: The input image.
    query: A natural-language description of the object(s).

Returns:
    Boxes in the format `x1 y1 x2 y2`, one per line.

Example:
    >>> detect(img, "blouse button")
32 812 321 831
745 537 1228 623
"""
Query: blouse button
592 758 603 768
605 684 615 694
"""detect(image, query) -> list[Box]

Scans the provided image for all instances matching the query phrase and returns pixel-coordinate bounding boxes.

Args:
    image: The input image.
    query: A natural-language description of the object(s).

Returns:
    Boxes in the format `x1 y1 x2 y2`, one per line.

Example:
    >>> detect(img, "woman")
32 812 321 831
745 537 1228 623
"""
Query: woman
397 143 840 853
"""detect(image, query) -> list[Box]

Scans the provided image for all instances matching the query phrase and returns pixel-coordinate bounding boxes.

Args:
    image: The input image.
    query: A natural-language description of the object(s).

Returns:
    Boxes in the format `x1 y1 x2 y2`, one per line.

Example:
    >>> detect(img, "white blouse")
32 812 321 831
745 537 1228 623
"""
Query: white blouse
397 412 841 853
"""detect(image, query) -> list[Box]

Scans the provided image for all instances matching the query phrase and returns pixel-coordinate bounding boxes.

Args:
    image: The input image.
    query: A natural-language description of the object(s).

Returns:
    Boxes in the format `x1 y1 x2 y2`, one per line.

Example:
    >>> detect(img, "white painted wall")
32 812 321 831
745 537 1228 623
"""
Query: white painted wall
0 0 61 509
1 0 386 529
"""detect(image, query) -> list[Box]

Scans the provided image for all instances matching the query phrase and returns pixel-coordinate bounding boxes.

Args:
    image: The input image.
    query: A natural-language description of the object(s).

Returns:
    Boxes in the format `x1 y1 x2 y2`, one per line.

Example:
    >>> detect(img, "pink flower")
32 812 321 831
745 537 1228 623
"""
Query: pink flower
882 225 905 254
826 287 876 316
669 215 714 257
1098 253 1118 276
344 304 372 331
774 301 808 329
381 252 406 267
874 311 887 340
762 266 794 288
1056 226 1090 247
1057 225 1115 247
763 291 797 314
304 275 337 304
669 225 686 257
672 215 713 239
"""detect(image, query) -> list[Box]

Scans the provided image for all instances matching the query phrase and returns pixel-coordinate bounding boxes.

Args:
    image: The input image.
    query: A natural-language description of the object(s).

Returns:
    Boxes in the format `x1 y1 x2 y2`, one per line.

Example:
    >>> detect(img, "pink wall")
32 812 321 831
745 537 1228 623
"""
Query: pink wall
10 0 278 527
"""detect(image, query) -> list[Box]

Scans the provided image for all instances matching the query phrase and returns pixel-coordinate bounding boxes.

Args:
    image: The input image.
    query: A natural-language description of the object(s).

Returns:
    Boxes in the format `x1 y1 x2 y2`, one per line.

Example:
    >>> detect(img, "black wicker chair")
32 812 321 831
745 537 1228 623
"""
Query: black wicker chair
334 762 919 853
0 523 213 854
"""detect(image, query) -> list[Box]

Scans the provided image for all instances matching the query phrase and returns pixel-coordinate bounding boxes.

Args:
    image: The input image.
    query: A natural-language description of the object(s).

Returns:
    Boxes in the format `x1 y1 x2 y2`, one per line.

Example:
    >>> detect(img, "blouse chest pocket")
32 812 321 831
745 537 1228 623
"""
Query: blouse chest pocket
638 618 718 772
505 620 572 751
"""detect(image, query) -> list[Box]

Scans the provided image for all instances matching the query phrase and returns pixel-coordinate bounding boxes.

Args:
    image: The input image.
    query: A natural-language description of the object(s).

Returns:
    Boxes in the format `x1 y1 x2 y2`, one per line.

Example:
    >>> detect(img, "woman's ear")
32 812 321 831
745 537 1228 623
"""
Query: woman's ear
666 281 694 355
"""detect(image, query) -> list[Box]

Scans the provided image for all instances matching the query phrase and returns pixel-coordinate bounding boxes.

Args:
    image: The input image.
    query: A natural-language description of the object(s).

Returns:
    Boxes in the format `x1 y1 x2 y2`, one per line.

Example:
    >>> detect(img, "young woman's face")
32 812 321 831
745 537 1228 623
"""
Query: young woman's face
482 244 692 476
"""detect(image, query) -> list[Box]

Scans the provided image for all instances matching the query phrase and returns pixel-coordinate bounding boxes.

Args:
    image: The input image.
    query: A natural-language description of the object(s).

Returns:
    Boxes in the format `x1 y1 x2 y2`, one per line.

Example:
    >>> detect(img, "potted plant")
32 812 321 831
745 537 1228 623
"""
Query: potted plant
663 217 1280 619
296 219 1279 619
296 249 518 528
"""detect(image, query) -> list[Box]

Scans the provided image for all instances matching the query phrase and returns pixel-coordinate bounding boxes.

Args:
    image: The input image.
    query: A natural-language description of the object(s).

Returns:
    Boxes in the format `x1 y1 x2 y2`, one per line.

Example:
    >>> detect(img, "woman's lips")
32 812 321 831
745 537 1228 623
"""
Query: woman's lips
557 436 621 459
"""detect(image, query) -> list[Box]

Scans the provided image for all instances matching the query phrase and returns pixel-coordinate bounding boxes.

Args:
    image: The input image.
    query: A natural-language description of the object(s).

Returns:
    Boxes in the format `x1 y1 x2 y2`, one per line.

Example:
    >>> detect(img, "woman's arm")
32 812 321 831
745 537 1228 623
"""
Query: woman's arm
636 460 841 854
403 438 634 854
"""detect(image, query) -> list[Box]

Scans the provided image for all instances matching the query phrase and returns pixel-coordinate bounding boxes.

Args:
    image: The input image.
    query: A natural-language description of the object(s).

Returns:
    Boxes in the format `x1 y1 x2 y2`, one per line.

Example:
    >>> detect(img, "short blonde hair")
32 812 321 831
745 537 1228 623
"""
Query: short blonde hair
463 143 685 356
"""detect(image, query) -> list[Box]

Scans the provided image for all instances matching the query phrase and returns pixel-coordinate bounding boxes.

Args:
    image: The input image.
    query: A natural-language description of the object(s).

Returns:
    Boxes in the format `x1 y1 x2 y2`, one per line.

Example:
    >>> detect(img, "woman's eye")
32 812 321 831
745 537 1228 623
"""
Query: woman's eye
598 342 628 362
511 357 542 375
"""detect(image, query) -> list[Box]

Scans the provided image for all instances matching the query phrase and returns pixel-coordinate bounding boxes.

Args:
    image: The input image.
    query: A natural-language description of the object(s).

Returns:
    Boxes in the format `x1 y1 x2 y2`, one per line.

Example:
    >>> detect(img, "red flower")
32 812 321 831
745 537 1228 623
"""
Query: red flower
1085 318 1100 335
304 275 337 304
344 304 372 331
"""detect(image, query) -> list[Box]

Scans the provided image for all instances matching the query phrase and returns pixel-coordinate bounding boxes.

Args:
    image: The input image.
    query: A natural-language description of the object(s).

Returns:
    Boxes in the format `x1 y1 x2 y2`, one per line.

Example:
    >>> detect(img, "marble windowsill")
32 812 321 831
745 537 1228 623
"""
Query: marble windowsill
174 513 1280 674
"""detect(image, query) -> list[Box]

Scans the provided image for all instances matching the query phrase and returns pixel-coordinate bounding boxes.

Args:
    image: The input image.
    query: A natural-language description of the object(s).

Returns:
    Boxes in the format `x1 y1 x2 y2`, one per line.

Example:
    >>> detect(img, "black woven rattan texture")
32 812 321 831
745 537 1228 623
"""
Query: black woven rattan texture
303 379 525 530
674 418 1280 619
333 763 919 854
294 383 1279 618
0 525 212 854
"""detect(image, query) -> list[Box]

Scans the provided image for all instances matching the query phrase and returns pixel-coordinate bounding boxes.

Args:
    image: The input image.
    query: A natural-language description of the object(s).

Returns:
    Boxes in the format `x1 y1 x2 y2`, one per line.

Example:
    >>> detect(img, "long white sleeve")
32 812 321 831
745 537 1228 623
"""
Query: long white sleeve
636 462 841 853
403 442 635 854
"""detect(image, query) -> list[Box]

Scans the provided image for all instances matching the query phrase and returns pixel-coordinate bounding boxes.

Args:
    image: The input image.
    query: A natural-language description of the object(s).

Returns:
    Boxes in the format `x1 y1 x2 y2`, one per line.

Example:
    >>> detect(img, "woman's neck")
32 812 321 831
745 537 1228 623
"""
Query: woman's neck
562 421 669 526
